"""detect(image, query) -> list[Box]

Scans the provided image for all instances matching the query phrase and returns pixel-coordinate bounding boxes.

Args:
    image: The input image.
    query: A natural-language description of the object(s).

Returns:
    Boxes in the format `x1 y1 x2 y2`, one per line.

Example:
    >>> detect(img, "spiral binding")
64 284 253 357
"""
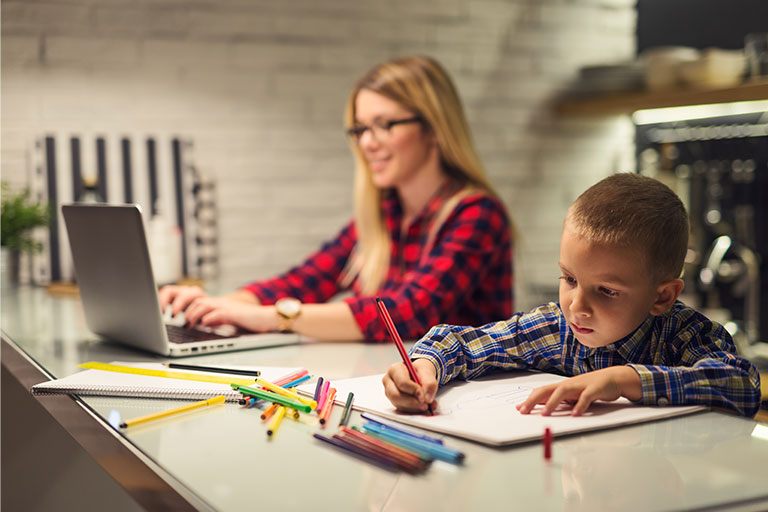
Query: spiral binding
31 385 242 402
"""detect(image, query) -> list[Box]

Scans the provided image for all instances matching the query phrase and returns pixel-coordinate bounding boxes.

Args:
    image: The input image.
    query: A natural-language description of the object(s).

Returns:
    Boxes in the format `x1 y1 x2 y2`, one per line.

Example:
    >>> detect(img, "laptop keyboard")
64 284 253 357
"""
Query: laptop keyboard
165 324 231 344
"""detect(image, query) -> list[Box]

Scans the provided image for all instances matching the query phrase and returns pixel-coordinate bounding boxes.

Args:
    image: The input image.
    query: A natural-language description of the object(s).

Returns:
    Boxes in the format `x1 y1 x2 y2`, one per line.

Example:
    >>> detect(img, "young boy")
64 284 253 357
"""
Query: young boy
383 173 762 417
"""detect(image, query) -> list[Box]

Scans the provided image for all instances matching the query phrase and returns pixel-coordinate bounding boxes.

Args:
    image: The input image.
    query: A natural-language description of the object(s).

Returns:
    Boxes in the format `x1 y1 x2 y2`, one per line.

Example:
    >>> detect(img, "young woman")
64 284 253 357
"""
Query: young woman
159 56 513 341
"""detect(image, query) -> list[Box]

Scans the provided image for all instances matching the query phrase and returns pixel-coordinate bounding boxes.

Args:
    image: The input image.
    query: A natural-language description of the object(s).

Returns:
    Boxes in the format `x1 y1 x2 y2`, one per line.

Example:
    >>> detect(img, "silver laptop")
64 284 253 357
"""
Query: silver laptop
61 203 301 357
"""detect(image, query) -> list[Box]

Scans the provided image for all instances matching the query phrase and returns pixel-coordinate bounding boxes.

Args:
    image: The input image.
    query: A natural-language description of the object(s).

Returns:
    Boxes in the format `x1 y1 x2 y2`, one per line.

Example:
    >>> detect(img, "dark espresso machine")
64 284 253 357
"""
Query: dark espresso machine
636 110 768 364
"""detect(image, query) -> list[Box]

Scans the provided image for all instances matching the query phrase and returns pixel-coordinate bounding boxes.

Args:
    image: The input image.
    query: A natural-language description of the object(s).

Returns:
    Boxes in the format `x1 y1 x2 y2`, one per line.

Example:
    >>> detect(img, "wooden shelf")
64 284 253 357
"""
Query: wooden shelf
555 80 768 116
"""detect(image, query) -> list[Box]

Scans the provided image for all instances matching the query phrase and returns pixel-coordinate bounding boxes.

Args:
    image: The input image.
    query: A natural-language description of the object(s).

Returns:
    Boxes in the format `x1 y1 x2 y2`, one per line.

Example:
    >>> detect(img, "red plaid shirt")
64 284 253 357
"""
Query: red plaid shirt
243 186 513 341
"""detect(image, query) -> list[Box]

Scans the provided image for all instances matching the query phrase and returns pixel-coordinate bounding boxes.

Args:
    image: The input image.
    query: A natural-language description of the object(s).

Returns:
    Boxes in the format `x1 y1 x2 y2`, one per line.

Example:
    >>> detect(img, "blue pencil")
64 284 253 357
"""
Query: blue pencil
281 374 311 388
313 377 324 401
361 413 444 445
362 423 465 464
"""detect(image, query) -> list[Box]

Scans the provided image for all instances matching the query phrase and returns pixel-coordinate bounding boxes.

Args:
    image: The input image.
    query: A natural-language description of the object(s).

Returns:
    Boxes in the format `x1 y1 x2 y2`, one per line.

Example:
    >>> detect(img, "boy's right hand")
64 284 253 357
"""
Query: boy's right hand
382 358 438 413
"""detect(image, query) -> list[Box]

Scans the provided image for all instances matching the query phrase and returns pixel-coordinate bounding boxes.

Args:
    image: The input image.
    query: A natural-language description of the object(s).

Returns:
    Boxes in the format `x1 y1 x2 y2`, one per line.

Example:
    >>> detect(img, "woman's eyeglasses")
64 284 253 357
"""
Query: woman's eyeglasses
346 117 422 143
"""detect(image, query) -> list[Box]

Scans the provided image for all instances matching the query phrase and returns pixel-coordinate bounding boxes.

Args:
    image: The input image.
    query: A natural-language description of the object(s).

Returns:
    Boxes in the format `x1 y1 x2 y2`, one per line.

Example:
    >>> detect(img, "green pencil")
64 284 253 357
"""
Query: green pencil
231 384 312 413
339 392 355 426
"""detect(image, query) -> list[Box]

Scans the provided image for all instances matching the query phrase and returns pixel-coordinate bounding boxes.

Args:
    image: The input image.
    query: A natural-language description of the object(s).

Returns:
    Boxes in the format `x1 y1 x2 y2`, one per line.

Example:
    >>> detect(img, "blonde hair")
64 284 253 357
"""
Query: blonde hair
342 55 498 293
566 173 689 282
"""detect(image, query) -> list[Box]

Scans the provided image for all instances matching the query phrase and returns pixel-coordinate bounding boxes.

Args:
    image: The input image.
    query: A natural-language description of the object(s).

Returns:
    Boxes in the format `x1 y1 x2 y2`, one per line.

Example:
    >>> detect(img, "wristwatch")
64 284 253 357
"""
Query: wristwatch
275 297 302 332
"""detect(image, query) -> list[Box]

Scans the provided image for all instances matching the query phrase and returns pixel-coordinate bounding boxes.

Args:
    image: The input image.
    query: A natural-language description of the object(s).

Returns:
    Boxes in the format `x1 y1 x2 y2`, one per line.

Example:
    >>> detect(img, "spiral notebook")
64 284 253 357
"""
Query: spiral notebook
32 362 303 402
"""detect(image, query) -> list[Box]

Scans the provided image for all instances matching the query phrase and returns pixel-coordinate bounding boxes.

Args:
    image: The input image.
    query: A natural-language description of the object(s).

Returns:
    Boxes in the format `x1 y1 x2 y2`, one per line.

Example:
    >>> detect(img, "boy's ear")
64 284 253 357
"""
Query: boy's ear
649 278 684 315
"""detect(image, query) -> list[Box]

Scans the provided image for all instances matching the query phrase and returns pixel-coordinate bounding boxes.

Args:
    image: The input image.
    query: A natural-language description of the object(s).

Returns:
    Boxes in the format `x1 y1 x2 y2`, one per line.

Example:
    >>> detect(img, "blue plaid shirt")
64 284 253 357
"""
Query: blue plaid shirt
410 301 761 417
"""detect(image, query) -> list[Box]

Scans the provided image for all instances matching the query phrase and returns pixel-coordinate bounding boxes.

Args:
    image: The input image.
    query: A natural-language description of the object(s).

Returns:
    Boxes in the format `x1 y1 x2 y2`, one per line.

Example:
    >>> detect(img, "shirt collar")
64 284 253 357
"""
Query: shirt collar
597 314 656 360
381 180 463 235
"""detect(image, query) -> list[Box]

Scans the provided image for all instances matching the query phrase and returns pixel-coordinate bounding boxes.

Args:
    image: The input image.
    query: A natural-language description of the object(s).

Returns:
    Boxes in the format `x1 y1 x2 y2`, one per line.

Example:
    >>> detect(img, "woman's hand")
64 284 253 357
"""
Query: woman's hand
158 285 208 316
516 366 642 416
159 286 260 317
184 297 278 333
382 358 439 412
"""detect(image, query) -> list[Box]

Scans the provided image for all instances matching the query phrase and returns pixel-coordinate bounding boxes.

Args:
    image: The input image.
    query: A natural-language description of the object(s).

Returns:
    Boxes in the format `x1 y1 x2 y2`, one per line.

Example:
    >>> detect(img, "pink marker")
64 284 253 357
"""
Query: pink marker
316 380 331 412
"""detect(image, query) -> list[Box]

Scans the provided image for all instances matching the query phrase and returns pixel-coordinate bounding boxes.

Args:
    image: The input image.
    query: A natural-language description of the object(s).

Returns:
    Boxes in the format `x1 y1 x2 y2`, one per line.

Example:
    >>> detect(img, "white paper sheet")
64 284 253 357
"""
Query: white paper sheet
300 371 705 446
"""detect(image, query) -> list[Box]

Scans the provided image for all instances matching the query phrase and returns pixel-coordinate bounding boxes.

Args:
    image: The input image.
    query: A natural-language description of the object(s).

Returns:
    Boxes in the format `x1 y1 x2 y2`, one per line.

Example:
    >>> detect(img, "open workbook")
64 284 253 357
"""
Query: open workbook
298 371 705 446
32 362 303 402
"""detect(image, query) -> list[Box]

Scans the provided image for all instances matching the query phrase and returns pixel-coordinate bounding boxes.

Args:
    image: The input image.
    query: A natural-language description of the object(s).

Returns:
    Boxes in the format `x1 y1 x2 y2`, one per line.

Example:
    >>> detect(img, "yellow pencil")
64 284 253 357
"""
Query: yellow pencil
256 378 317 409
119 395 226 428
267 405 287 437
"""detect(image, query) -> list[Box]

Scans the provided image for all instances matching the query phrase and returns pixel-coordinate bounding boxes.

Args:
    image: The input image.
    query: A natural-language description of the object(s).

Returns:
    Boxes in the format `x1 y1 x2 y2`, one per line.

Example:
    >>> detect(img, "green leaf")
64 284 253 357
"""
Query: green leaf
1 181 50 253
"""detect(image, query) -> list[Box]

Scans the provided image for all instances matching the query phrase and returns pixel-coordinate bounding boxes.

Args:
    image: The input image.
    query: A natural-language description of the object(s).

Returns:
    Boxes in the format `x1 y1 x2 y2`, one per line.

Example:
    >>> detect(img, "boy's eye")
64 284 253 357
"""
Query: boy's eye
559 275 576 286
599 286 619 297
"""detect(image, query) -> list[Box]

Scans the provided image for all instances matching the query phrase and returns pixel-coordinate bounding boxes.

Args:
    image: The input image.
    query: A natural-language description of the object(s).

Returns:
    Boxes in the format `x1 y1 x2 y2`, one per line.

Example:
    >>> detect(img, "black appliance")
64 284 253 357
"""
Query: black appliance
636 111 768 354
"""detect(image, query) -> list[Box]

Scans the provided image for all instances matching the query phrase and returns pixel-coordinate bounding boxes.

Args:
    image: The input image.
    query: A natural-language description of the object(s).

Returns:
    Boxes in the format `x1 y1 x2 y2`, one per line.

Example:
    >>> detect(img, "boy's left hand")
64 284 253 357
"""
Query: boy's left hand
516 366 642 416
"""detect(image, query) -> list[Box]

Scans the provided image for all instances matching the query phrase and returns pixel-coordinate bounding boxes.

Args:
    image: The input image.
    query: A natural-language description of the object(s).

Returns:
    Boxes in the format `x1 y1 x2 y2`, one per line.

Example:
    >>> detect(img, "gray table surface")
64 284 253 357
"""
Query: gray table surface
3 285 768 511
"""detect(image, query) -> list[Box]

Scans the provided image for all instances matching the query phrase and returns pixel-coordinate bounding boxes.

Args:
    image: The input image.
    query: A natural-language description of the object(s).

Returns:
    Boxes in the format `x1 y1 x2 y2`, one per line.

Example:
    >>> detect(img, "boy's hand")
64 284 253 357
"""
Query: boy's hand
516 366 642 416
382 359 439 413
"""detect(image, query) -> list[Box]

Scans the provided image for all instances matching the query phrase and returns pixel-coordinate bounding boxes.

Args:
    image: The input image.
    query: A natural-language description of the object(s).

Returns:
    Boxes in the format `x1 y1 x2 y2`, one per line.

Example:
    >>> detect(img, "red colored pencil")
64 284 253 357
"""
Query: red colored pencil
376 298 433 415
543 427 552 460
273 369 309 387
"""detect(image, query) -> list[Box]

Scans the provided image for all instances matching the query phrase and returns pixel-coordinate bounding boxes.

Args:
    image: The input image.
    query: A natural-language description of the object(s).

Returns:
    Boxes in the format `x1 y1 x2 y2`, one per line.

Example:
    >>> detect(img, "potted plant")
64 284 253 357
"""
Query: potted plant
1 182 49 285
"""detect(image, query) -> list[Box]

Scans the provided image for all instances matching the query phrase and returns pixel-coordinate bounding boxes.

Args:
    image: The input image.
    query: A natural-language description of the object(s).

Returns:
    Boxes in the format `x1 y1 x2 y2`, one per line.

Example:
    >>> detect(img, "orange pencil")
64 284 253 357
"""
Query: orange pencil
261 403 278 421
318 388 337 426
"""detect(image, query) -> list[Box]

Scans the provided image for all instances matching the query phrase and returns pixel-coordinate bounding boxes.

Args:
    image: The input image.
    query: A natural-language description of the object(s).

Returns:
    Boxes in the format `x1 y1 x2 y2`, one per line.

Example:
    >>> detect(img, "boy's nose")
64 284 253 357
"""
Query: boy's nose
570 289 591 316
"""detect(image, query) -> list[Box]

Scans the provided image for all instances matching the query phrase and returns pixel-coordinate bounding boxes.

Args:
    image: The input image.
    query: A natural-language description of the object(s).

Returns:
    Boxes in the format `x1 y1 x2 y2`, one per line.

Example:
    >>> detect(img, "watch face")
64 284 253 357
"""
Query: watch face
277 298 301 316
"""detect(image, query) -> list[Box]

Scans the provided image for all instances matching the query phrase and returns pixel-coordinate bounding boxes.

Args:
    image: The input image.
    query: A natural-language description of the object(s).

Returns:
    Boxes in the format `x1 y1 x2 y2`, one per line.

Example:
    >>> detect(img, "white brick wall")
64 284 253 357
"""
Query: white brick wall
1 0 637 310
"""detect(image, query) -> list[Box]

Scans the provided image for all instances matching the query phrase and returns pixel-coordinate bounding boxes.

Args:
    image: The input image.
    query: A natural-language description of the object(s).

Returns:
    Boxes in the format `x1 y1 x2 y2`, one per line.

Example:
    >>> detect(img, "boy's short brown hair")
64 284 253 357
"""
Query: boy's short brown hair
566 173 689 282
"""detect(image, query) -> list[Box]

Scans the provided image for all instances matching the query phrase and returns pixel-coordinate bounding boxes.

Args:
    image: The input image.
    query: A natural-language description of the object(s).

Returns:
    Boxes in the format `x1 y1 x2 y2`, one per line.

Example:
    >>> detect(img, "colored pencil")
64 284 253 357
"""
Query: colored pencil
362 422 464 464
361 413 444 445
267 405 287 437
256 378 316 408
312 433 399 471
281 374 311 388
316 380 331 412
340 426 427 472
543 427 552 460
318 388 337 426
232 384 312 413
375 298 433 415
336 432 416 471
339 392 354 427
261 403 278 421
361 428 434 461
273 369 309 387
313 377 324 401
164 362 261 377
119 395 225 428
